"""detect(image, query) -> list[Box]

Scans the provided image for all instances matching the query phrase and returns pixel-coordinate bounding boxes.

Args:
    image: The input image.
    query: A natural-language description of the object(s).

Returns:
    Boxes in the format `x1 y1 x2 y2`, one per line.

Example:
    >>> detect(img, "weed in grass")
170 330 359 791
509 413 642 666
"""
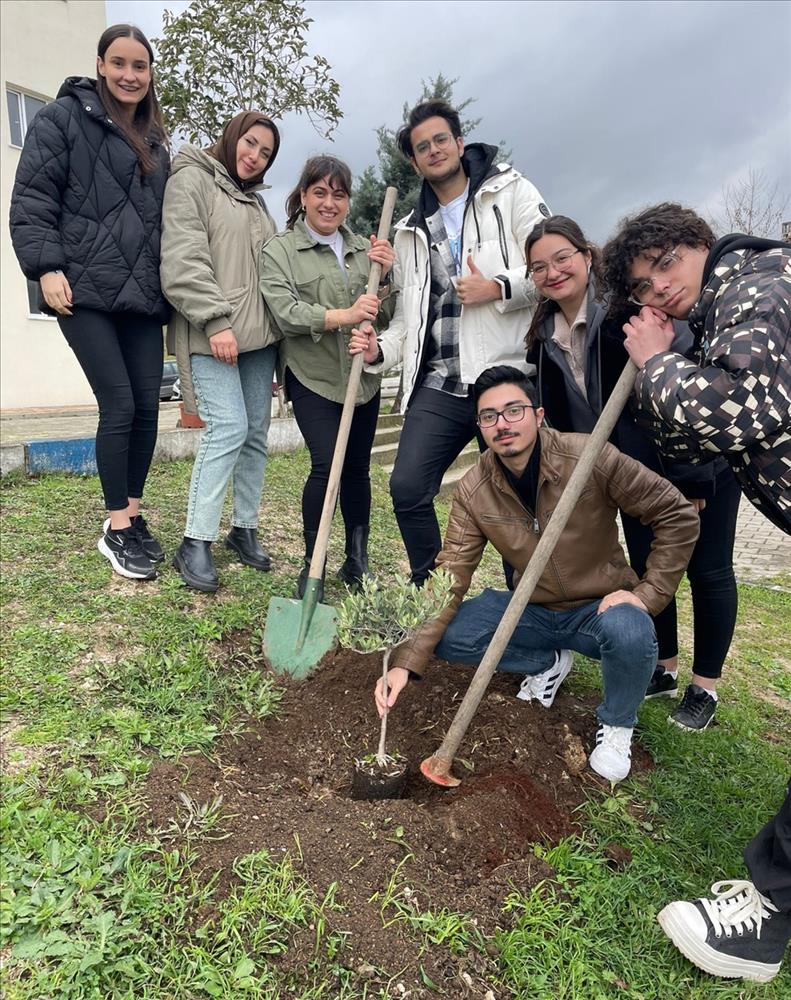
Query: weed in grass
158 791 231 842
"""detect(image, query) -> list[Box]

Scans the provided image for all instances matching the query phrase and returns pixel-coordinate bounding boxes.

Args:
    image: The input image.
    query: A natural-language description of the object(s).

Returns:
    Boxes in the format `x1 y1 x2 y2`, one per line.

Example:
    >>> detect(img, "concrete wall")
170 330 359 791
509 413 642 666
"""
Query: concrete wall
1 0 106 410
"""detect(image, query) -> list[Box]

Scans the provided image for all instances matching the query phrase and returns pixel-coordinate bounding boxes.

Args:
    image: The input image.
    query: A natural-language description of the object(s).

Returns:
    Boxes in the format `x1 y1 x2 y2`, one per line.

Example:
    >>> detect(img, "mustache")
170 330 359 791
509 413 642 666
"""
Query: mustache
494 431 517 441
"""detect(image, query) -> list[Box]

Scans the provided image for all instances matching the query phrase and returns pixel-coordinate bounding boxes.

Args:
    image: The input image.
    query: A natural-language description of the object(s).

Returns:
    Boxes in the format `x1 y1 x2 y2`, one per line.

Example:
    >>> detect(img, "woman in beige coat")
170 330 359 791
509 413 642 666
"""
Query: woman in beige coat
160 111 280 592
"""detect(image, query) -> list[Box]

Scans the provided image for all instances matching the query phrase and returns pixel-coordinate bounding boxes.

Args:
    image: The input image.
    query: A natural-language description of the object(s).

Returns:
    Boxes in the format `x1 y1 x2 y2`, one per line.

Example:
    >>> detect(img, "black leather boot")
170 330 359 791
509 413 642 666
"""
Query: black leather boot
225 526 271 571
336 525 370 589
296 530 324 602
172 537 219 593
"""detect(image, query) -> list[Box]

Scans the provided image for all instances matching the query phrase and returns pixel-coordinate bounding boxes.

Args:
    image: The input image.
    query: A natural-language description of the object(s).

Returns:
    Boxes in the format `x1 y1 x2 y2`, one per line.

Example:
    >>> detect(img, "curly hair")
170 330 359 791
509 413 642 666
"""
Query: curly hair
524 216 604 351
602 202 715 314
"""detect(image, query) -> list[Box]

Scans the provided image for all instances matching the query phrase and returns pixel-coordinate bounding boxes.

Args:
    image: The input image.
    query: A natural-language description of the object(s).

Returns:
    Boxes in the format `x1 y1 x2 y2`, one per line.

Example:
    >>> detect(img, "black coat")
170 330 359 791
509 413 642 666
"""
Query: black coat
527 286 726 499
9 77 170 321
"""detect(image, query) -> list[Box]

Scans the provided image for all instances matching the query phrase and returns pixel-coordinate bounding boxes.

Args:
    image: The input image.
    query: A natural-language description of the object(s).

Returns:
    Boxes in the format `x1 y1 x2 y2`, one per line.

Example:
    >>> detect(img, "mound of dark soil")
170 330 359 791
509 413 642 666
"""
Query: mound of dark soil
141 648 652 995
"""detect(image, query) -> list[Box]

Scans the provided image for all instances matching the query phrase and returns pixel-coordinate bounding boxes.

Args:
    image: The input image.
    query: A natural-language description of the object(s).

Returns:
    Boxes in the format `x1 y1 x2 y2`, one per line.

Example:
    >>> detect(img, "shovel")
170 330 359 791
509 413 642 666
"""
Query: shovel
420 360 639 786
263 187 399 678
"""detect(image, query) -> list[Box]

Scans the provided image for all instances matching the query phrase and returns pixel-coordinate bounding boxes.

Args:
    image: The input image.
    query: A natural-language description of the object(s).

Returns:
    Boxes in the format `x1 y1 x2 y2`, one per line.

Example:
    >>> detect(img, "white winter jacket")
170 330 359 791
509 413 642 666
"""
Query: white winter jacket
370 146 548 410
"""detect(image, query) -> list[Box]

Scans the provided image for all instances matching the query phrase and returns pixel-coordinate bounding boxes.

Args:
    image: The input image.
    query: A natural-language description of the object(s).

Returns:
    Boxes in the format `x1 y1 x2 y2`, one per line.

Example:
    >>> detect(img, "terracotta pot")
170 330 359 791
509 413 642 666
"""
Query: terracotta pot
178 403 205 429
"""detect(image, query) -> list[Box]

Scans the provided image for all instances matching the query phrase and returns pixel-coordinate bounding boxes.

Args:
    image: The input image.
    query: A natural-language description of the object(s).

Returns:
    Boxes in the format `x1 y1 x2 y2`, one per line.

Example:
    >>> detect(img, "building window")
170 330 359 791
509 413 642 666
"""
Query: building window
6 88 46 147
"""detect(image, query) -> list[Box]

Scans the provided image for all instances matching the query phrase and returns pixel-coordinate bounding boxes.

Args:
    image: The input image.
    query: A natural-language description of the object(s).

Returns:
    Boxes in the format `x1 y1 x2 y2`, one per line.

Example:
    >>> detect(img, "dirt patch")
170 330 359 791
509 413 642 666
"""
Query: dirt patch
140 648 654 995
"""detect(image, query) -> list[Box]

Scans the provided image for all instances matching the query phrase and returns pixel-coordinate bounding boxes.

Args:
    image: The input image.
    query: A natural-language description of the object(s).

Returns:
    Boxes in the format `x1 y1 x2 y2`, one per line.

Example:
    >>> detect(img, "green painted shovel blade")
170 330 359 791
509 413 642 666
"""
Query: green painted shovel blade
263 595 338 679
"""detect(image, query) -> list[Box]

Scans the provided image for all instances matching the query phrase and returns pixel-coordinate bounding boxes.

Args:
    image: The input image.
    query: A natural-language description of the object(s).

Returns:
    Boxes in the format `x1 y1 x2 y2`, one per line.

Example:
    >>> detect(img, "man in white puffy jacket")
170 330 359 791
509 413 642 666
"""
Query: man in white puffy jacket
352 99 550 584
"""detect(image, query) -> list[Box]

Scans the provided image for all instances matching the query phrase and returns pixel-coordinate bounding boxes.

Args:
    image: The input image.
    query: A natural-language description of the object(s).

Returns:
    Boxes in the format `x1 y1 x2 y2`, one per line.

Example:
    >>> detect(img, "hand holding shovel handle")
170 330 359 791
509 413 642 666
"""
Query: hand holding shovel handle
304 186 398 587
420 360 639 787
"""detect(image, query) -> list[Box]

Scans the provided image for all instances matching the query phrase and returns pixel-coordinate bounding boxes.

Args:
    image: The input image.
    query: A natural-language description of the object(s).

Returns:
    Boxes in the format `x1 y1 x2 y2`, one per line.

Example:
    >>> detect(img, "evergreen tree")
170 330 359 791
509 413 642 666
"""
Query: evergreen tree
348 74 508 236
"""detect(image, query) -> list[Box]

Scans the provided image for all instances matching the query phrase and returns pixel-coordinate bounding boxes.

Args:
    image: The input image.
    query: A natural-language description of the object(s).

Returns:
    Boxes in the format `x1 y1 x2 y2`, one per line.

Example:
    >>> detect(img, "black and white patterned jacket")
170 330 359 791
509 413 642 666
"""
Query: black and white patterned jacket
634 236 791 534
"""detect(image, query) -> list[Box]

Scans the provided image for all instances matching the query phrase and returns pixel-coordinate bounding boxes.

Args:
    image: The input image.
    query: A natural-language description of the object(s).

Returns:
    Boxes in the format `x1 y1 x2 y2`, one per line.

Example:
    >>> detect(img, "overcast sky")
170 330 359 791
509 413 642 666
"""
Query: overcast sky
106 0 791 239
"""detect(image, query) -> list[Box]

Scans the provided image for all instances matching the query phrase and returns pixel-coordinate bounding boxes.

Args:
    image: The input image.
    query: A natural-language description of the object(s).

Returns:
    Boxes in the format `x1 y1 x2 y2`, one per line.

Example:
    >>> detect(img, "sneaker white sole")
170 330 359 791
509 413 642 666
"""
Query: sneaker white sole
667 713 715 732
657 903 781 982
643 688 679 700
97 537 156 580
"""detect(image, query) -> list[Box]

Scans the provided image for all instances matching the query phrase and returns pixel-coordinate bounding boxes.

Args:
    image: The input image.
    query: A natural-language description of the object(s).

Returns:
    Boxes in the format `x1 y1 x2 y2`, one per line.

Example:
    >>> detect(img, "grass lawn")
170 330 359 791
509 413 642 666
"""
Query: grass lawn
1 453 789 999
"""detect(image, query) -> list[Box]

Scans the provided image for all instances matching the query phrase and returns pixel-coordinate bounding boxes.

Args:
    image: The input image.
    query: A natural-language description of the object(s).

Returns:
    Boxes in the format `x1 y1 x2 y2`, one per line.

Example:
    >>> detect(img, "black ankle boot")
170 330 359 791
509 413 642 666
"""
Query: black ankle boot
296 530 324 602
172 537 219 593
225 526 271 571
336 525 370 589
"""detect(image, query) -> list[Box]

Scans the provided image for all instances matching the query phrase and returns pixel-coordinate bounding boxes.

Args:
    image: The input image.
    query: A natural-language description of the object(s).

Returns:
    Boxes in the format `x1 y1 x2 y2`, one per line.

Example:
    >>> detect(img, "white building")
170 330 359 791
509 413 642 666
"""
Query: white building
1 0 106 410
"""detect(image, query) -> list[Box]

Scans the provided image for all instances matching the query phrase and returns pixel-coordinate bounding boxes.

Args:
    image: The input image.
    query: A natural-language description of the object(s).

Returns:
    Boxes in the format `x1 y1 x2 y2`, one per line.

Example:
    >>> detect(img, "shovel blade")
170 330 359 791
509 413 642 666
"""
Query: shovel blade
263 596 338 679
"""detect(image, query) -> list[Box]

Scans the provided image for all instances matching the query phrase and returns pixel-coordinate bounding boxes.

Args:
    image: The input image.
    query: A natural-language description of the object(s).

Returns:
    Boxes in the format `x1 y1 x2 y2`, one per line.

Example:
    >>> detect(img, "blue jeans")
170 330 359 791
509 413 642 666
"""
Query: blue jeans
434 589 658 728
186 346 277 541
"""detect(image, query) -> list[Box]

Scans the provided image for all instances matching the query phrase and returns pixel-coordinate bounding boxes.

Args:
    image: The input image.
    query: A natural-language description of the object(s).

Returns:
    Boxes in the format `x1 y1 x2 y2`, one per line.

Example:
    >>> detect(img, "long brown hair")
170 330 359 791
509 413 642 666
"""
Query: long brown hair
285 155 352 230
524 216 604 351
95 24 168 175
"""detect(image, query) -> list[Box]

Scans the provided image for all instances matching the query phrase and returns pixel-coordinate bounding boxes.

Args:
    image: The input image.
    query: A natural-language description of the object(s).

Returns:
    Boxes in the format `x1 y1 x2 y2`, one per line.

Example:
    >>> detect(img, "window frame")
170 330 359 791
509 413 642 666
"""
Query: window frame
6 86 48 149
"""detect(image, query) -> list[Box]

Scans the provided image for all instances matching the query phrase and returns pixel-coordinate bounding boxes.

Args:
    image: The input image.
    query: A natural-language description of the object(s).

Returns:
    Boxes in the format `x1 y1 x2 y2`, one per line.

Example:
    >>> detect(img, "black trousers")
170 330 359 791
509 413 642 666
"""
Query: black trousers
58 308 163 511
389 386 484 584
621 470 740 678
745 778 791 912
286 368 380 537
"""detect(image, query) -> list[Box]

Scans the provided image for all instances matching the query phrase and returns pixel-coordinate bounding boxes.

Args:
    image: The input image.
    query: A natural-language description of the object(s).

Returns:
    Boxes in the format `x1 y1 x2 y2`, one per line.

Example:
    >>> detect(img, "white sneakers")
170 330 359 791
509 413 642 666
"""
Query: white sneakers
589 724 634 783
517 649 573 707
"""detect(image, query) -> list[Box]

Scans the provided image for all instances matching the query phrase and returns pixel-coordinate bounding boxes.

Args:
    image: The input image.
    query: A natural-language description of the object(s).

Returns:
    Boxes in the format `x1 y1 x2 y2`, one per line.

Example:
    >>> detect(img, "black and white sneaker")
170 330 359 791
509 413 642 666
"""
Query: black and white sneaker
658 879 791 982
103 515 164 563
669 684 717 731
517 649 573 708
98 526 157 580
644 665 679 699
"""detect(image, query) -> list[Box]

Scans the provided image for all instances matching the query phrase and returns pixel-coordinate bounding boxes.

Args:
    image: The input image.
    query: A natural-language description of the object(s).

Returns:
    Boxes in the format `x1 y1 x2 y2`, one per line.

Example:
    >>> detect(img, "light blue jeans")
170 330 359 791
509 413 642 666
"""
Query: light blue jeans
434 589 658 728
186 346 277 541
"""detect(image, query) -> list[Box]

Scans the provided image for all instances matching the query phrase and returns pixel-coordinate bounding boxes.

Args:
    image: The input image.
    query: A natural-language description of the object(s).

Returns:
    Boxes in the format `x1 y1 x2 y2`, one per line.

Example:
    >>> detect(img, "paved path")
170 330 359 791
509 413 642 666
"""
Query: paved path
2 403 789 582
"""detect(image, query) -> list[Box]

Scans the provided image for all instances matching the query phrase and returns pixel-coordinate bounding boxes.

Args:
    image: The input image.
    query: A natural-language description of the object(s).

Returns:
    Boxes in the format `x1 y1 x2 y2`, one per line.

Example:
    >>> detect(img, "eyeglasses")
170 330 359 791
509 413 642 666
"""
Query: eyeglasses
476 403 536 428
414 131 454 156
629 247 683 305
527 248 582 278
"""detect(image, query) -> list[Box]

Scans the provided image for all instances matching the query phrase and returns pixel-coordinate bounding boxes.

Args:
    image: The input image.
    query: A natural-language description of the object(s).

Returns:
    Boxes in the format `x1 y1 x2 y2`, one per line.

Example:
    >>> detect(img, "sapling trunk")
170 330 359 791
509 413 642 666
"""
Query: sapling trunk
376 647 393 765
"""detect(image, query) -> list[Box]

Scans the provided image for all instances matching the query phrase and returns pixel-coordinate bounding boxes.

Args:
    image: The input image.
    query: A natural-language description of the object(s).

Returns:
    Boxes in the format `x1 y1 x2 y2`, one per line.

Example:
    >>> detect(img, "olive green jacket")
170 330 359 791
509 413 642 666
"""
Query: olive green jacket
160 145 278 413
260 220 394 405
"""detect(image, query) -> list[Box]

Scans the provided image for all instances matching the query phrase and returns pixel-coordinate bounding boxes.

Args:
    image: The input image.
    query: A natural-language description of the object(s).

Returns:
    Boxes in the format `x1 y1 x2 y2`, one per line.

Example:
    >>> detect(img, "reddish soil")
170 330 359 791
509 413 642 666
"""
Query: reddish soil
140 647 653 996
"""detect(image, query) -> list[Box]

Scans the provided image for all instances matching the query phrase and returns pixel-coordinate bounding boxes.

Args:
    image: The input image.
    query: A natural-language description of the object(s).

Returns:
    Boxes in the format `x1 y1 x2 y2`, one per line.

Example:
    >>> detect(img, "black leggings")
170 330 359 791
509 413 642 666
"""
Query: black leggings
622 469 740 679
285 368 380 535
58 308 163 511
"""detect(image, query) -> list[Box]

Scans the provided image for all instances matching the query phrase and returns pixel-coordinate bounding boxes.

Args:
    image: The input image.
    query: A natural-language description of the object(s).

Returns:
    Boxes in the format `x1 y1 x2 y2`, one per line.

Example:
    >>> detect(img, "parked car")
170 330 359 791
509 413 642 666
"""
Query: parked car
160 360 181 401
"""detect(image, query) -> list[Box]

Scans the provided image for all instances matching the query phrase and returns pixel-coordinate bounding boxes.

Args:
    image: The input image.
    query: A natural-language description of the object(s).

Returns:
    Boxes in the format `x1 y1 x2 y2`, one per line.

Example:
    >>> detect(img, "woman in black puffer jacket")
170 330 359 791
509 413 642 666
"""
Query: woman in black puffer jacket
10 23 170 582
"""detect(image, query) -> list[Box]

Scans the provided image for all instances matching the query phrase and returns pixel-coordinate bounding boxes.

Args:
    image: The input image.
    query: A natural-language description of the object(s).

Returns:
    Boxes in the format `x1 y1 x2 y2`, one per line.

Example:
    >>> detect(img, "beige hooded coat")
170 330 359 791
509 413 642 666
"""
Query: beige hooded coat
160 144 279 413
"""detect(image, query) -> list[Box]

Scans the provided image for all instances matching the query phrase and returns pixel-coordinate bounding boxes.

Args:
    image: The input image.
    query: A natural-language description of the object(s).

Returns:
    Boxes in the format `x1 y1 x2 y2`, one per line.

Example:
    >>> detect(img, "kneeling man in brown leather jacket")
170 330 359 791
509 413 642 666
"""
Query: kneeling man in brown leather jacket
374 365 700 783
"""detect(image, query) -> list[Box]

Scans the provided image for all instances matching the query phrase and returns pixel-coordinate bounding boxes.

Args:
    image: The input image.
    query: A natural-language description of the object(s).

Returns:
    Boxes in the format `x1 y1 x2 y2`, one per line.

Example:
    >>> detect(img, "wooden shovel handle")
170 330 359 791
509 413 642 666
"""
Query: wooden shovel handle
307 186 398 581
423 360 639 779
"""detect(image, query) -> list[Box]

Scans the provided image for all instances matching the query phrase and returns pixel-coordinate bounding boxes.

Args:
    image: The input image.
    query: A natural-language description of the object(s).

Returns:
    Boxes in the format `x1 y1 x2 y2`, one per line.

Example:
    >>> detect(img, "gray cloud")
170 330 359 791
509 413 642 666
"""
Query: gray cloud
108 0 790 239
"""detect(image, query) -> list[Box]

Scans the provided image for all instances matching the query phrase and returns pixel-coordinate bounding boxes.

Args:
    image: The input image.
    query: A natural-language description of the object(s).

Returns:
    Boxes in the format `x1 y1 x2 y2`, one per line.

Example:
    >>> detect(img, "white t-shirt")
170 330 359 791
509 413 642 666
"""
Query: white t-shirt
439 183 469 273
306 223 346 279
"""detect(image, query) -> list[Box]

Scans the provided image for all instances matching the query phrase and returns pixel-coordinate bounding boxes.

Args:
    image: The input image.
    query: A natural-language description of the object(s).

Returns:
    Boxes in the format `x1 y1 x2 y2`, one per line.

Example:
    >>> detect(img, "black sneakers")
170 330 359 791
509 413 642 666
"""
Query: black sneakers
98 526 157 580
644 665 679 699
658 879 791 982
669 683 717 731
103 515 164 563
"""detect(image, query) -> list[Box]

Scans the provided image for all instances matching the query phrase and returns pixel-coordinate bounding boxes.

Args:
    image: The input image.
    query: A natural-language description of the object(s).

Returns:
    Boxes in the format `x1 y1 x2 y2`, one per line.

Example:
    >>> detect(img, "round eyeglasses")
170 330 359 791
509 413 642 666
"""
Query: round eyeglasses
527 248 582 278
629 247 683 305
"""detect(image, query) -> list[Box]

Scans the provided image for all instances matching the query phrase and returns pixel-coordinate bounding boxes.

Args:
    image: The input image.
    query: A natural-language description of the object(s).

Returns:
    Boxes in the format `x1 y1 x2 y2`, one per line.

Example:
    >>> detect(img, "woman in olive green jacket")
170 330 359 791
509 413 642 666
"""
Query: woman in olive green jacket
161 111 280 593
260 155 394 596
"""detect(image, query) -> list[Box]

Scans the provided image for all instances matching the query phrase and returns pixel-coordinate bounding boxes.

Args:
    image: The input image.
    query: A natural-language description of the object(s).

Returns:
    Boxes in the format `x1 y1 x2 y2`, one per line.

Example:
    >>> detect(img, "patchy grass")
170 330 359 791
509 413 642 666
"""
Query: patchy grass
1 454 790 998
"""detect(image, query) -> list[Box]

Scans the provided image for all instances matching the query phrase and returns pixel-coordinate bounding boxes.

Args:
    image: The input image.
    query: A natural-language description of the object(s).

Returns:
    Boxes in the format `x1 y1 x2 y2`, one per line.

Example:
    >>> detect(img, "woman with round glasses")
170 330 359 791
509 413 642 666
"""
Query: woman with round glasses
524 215 739 732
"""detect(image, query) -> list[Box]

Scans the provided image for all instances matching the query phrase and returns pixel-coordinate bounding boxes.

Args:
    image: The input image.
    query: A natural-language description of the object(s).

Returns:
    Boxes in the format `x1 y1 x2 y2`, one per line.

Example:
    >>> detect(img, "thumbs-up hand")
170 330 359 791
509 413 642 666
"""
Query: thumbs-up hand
455 254 501 306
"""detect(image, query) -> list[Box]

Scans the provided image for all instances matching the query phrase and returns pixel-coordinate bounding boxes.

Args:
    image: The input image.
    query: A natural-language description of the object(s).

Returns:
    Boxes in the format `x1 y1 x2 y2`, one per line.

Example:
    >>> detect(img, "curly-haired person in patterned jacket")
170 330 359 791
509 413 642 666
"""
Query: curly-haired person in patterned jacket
603 203 790 536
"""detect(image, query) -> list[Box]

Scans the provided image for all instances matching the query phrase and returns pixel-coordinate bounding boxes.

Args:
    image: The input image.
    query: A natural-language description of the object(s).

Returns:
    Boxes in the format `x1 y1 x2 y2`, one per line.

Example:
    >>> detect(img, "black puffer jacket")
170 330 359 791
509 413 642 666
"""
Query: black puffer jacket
9 77 170 320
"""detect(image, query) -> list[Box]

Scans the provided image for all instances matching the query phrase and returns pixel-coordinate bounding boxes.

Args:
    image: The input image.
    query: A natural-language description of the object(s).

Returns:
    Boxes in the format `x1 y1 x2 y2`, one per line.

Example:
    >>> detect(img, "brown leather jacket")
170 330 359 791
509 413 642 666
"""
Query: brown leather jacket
391 428 700 676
